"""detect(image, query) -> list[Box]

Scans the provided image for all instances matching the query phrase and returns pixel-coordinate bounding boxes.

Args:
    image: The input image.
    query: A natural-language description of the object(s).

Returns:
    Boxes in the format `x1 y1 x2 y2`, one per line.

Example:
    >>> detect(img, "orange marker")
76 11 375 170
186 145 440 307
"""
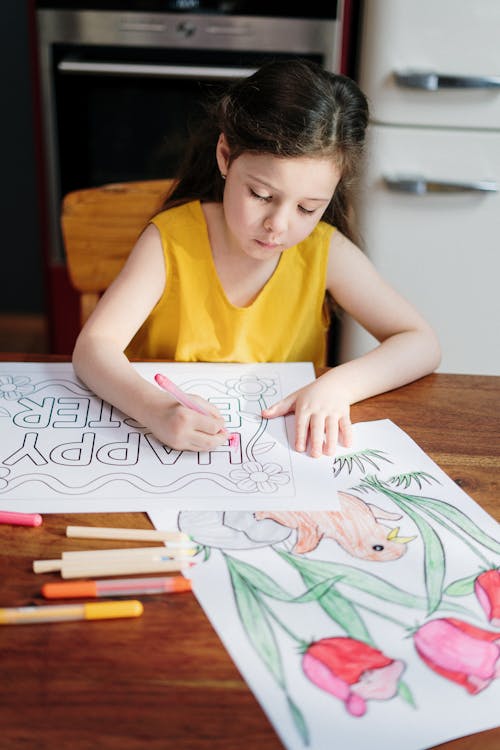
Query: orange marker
42 575 192 599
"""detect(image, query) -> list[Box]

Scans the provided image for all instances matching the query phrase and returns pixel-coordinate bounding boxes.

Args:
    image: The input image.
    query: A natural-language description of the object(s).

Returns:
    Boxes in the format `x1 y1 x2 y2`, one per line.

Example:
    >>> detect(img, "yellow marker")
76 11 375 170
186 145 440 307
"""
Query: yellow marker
0 599 143 625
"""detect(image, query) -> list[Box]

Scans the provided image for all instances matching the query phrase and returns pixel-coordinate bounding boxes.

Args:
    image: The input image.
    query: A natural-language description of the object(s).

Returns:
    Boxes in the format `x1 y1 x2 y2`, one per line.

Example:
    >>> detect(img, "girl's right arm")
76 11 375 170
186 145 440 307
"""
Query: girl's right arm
72 224 226 451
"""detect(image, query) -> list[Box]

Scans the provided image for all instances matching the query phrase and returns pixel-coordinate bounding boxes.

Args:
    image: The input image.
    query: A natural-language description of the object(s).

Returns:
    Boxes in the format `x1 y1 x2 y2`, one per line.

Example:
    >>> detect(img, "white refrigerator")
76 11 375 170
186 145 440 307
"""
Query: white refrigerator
339 0 500 375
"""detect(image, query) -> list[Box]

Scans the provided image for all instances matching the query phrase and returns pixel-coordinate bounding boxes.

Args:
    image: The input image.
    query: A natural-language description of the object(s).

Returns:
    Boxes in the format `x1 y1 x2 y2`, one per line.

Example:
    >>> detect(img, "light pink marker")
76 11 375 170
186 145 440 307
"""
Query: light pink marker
0 510 43 527
154 373 238 446
155 373 212 416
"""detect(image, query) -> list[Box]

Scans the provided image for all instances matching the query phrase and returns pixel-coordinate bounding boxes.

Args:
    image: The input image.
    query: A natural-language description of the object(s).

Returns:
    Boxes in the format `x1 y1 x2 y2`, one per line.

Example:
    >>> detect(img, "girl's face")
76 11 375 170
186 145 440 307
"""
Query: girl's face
216 135 342 261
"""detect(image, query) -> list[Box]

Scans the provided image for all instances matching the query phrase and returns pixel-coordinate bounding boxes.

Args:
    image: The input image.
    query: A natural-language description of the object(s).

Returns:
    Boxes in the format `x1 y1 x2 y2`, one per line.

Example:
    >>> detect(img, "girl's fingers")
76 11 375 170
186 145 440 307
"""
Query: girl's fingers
294 411 311 453
170 408 226 443
191 431 229 452
339 414 353 448
196 414 227 436
324 415 339 456
308 413 326 458
262 392 296 418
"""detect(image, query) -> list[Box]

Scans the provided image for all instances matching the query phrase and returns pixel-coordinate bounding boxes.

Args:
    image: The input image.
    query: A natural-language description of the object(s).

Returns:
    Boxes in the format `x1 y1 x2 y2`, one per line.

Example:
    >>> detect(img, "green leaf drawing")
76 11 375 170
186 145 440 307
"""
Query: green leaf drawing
279 553 373 643
279 552 428 610
291 577 344 603
226 556 312 743
410 495 500 555
332 448 392 478
305 575 373 644
225 556 297 601
444 573 478 596
398 680 416 709
226 554 342 603
357 475 487 613
279 550 473 620
388 472 439 490
226 559 285 689
287 696 310 746
360 473 500 557
390 496 446 615
201 545 211 562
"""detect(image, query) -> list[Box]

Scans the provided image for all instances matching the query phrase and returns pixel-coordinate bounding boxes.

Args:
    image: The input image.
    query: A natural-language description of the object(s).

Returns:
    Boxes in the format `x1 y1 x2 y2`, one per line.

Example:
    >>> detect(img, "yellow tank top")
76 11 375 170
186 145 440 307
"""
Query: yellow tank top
127 200 333 368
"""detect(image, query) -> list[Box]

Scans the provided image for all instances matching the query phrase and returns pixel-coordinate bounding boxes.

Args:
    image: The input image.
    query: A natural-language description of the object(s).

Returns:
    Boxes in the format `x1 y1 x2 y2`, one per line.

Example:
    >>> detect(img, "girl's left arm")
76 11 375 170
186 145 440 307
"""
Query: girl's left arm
262 230 441 457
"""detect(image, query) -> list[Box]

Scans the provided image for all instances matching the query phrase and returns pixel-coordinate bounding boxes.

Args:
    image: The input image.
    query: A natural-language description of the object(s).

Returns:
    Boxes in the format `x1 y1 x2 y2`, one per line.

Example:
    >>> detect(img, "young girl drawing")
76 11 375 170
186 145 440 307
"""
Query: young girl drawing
72 59 441 458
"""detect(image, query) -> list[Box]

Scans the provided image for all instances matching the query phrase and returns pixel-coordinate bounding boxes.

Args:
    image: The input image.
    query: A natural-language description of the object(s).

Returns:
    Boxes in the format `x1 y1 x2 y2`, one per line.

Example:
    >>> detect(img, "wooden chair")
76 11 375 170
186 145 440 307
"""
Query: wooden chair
61 179 174 328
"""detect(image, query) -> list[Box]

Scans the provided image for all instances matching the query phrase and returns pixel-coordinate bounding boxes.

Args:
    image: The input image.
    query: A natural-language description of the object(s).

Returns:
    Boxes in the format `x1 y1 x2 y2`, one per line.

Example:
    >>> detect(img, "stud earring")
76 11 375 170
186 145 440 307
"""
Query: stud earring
221 173 226 180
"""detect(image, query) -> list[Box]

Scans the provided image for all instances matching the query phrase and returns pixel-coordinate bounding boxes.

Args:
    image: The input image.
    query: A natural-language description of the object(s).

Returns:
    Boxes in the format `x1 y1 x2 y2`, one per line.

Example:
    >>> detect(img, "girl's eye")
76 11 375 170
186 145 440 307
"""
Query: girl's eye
250 188 271 202
249 188 317 214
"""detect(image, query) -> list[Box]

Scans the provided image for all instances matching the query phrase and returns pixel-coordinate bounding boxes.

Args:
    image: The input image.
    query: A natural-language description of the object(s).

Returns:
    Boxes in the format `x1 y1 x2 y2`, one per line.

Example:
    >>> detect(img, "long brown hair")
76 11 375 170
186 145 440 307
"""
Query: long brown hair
161 58 369 244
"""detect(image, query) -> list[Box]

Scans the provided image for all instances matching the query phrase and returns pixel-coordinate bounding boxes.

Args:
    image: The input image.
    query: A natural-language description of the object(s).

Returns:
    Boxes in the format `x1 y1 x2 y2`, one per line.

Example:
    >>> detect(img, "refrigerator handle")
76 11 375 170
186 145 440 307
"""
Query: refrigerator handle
383 176 499 195
394 70 500 90
57 59 257 80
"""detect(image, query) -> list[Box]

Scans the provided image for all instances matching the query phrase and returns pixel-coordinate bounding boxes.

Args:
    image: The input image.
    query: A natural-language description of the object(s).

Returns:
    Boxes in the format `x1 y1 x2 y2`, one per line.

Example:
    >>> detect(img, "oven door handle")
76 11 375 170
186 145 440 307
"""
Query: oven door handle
394 70 500 90
383 175 499 195
57 59 257 80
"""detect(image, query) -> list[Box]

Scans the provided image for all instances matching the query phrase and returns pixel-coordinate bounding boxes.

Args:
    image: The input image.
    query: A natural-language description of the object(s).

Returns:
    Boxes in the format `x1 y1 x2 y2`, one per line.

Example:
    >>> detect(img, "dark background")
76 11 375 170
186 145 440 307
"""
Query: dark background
1 1 45 315
0 1 361 334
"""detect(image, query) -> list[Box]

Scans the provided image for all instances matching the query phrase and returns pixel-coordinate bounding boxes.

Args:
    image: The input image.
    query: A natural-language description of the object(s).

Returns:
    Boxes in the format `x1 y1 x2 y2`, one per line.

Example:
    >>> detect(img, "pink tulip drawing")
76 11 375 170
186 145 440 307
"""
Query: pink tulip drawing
302 636 404 717
413 617 500 694
474 569 500 627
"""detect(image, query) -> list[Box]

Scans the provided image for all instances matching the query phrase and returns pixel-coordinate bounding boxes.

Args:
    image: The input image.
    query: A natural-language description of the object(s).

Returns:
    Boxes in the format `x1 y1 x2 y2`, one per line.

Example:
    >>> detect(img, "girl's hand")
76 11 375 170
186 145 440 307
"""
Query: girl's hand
144 395 228 452
262 379 352 458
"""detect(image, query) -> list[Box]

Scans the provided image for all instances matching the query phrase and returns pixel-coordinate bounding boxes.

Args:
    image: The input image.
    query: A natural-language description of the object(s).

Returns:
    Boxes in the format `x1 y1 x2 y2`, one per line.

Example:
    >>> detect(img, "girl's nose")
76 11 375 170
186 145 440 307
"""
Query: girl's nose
264 208 288 236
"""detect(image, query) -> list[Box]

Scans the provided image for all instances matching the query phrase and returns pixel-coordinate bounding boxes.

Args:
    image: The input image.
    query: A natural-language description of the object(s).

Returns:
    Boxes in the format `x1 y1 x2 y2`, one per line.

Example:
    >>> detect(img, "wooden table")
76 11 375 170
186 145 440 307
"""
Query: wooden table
0 361 499 750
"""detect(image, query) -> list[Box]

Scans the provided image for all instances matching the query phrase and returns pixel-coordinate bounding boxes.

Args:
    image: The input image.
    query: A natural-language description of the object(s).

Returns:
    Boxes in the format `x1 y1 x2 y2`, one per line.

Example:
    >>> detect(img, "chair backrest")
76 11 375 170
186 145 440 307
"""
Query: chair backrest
61 179 174 327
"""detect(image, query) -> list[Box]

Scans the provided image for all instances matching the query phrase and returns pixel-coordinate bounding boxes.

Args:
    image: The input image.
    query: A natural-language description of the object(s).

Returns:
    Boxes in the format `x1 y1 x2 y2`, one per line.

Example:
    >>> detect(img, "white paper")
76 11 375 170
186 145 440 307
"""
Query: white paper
0 360 346 512
149 419 500 750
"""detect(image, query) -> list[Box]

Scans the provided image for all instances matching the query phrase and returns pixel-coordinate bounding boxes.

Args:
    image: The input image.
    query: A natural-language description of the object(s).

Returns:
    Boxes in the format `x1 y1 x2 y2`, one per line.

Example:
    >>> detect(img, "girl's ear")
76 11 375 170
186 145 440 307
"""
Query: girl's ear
216 133 231 176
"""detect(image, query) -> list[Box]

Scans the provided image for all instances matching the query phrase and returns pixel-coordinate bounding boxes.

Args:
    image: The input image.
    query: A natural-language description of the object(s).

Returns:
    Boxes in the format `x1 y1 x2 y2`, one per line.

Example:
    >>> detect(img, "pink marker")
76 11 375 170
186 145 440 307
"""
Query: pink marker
154 373 239 446
155 373 212 416
0 510 43 527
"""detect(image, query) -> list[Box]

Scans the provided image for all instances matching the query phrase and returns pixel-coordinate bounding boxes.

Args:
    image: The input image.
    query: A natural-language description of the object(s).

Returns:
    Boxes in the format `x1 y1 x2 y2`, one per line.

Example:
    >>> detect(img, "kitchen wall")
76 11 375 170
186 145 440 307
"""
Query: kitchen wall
1 1 44 315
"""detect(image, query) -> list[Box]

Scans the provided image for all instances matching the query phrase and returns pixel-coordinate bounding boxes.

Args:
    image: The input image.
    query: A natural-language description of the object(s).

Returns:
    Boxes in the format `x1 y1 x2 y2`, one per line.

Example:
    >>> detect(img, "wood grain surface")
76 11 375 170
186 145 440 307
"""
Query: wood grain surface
0 365 498 750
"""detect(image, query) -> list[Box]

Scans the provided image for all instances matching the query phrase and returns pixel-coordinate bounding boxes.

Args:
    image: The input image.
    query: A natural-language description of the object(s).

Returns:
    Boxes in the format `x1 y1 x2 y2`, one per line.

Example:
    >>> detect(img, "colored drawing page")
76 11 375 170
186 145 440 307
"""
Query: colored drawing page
0 360 346 512
149 420 500 750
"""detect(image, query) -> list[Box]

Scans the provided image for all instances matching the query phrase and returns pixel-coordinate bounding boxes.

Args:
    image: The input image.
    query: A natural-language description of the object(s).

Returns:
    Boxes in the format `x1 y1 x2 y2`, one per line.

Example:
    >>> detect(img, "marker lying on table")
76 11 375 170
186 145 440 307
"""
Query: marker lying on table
66 525 191 544
154 372 239 447
33 545 195 575
0 510 43 527
0 600 143 625
59 546 196 561
33 556 193 579
42 576 192 599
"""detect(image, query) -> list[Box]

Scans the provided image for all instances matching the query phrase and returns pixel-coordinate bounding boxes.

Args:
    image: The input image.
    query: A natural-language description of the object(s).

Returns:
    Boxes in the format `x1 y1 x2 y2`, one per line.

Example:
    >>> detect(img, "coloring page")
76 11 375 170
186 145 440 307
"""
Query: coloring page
149 420 500 750
0 361 341 512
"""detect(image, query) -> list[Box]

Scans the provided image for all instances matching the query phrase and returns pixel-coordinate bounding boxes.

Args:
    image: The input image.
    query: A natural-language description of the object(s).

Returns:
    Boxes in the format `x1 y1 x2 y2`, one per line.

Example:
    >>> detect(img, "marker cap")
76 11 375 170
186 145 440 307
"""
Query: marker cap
0 511 43 527
42 581 98 599
0 599 144 624
83 600 144 620
167 577 192 593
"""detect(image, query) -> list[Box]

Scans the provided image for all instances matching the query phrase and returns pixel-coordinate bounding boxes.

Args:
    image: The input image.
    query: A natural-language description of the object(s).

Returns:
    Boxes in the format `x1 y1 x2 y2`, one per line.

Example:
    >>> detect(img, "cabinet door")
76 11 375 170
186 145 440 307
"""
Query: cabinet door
339 124 500 375
359 0 500 128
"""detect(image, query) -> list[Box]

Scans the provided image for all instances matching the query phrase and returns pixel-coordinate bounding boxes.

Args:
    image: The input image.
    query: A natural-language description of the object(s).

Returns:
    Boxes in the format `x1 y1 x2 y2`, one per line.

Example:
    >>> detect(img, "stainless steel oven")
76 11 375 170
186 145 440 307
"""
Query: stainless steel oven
35 1 349 351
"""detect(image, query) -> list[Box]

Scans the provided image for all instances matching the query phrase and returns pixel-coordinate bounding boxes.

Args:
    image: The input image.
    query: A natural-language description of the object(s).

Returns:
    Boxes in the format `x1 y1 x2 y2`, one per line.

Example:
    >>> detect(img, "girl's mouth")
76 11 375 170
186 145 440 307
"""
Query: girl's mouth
255 239 282 250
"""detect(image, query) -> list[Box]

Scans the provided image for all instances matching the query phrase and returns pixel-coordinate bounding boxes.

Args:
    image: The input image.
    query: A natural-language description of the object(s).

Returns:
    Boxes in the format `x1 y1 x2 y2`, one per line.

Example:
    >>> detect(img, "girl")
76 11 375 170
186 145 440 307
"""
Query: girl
72 59 440 458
